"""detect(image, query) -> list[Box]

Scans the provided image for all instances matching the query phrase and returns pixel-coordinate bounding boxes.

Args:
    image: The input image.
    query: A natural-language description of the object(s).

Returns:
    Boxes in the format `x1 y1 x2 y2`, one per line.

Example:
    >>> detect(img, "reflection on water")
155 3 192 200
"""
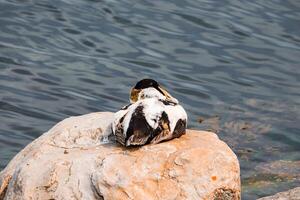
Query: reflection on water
0 0 299 199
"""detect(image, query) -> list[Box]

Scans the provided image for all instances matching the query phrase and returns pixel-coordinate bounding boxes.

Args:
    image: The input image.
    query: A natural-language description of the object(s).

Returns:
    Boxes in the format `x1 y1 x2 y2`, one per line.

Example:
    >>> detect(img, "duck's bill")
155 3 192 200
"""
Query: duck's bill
158 86 179 104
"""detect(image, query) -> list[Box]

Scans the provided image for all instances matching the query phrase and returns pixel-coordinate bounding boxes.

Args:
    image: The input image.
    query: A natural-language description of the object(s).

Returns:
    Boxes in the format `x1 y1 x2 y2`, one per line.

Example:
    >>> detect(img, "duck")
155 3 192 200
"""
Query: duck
112 79 187 147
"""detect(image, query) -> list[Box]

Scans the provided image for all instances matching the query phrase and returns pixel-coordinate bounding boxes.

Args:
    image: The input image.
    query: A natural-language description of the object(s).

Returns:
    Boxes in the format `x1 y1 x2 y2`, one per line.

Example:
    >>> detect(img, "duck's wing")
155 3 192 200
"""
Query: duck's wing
172 118 187 138
150 103 187 144
114 115 127 146
150 111 172 144
164 103 187 133
150 116 186 144
112 103 134 145
125 105 154 146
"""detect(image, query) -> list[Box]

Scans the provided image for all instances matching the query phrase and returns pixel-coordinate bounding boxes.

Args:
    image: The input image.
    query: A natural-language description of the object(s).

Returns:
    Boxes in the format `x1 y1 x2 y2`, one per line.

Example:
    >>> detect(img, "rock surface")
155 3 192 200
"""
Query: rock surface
0 112 240 200
258 187 300 200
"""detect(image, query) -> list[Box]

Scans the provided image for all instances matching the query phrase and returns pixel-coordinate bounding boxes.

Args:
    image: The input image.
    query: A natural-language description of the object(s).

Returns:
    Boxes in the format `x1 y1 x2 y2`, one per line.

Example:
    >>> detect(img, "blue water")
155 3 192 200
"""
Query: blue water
0 0 300 199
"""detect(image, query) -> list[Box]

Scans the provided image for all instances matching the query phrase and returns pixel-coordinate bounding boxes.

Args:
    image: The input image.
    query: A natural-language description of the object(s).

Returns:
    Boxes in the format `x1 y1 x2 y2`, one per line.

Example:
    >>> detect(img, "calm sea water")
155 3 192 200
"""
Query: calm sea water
0 0 299 198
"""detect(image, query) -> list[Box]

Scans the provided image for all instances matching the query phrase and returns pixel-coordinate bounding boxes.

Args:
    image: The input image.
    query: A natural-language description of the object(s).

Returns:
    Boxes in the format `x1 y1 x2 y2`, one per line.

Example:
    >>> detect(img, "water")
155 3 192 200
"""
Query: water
0 0 299 198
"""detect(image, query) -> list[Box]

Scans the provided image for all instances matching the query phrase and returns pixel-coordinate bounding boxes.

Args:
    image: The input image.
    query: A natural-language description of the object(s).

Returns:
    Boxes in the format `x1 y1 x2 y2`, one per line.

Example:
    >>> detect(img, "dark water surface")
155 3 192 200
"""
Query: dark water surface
0 0 300 198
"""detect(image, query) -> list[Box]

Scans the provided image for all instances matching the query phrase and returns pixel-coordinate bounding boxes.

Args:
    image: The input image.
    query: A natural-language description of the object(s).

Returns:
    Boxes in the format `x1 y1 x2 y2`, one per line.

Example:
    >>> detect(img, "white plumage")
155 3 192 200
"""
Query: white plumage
112 79 187 146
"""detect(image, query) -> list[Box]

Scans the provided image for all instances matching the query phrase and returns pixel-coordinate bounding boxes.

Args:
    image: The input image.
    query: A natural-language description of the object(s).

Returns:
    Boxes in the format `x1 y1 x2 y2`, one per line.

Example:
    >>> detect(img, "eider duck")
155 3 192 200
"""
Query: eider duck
112 79 187 146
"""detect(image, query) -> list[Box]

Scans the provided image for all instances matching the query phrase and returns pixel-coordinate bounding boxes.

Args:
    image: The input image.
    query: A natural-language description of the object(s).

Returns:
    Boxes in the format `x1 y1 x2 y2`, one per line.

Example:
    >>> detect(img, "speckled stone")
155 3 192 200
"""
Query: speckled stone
0 112 240 200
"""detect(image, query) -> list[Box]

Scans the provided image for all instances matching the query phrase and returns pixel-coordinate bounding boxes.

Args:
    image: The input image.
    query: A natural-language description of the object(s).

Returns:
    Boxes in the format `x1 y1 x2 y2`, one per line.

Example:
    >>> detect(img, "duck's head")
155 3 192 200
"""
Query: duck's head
130 79 178 104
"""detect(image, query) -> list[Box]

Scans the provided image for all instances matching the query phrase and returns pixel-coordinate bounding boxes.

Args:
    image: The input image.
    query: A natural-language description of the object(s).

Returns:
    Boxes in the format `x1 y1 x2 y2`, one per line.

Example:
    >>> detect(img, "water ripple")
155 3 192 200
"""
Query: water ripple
0 0 299 199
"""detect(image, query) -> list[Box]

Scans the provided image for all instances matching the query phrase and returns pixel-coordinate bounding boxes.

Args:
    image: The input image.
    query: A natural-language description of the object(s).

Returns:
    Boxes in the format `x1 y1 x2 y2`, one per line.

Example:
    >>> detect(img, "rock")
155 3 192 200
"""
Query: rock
0 112 240 200
255 160 300 179
258 187 300 200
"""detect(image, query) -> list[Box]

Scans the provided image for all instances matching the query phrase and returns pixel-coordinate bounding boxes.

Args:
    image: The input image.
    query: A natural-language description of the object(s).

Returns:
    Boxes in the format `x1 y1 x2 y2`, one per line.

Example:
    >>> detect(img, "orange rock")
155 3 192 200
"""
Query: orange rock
0 112 240 200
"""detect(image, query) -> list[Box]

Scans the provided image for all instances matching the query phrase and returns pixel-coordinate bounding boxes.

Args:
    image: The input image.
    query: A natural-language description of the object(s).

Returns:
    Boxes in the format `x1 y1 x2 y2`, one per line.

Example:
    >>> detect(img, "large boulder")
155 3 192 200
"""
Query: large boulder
0 112 240 200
